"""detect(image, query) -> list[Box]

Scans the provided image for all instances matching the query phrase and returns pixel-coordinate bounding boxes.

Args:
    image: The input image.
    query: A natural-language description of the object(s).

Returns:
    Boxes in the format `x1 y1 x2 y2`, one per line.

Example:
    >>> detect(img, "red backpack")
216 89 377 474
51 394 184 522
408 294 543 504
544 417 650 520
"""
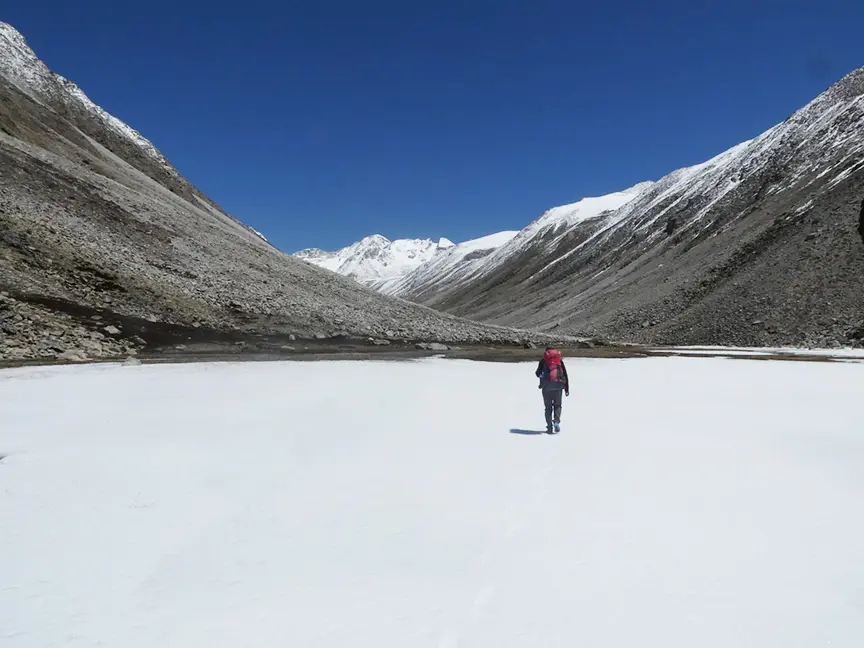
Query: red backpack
543 348 564 383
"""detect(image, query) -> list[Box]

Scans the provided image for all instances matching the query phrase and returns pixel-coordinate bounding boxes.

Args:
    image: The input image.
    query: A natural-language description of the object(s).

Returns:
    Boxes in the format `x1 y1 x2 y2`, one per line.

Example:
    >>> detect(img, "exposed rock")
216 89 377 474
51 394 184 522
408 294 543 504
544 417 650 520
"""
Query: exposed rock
103 325 120 335
416 342 450 352
665 218 678 236
858 197 864 246
122 356 142 366
57 349 88 362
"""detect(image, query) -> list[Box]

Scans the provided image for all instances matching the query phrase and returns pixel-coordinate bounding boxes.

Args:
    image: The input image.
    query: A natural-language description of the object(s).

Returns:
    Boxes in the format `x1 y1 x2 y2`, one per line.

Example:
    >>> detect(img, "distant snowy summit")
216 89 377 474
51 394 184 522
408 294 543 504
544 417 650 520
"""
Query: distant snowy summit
295 235 457 287
294 232 525 293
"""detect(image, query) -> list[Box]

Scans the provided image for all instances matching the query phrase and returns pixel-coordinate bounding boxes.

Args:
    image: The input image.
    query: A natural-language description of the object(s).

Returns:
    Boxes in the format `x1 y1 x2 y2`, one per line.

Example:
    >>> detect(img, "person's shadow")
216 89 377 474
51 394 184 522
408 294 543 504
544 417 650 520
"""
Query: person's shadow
509 428 546 436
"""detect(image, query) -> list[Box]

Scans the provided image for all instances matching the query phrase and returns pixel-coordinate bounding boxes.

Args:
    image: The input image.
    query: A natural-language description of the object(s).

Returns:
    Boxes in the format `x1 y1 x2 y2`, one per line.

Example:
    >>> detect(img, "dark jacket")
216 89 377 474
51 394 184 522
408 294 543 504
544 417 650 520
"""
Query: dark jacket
536 357 569 392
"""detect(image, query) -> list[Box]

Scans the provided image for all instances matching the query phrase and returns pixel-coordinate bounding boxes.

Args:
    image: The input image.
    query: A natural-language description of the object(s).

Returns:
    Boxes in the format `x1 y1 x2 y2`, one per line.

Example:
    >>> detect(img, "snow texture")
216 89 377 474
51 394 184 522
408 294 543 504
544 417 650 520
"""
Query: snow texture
2 357 863 647
0 22 176 177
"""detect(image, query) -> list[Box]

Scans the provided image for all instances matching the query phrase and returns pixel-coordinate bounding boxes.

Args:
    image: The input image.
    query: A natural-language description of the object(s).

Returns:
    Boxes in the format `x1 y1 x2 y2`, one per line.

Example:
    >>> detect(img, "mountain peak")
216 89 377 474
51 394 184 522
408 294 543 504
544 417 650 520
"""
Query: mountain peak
0 22 52 101
0 22 26 45
358 234 391 246
294 235 453 285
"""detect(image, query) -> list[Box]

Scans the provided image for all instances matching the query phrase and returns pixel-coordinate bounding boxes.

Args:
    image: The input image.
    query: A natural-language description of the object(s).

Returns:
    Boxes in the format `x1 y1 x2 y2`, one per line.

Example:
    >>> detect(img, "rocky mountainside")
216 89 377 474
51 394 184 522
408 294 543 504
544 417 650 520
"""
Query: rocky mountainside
388 70 864 348
295 235 454 292
0 23 569 362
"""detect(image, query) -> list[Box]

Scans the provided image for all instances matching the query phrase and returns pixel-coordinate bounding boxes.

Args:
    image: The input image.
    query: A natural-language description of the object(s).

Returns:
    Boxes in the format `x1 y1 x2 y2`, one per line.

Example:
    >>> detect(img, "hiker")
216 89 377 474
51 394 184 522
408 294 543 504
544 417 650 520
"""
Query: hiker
535 347 569 434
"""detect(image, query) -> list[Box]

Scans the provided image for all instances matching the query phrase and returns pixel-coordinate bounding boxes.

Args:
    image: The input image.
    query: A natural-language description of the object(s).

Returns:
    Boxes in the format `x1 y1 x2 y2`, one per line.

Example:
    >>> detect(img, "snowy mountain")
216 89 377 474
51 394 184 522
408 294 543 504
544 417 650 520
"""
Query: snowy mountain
295 230 525 297
392 184 654 302
290 184 679 303
402 68 864 348
377 231 519 297
0 22 559 362
291 184 663 303
295 235 455 289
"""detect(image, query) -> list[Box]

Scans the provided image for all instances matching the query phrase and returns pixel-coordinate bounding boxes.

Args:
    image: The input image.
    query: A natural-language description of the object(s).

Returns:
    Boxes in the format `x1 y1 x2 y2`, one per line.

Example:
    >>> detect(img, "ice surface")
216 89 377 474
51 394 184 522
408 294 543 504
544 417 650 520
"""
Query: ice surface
670 345 864 358
2 357 863 647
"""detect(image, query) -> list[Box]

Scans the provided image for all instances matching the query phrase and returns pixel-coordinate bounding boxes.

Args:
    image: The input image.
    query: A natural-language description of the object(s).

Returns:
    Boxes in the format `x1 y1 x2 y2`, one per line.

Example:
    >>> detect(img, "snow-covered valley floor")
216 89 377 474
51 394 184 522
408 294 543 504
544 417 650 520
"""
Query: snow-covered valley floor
2 357 863 647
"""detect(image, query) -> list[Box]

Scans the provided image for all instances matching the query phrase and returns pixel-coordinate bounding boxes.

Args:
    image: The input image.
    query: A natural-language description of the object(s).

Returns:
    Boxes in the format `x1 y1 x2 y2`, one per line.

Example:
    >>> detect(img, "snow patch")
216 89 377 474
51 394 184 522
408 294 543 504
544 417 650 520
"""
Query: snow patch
250 228 269 243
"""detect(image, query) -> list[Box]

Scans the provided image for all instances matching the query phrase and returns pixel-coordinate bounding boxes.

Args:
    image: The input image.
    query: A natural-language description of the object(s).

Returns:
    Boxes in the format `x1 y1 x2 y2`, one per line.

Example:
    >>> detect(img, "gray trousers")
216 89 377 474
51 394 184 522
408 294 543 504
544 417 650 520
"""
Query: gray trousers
543 389 563 428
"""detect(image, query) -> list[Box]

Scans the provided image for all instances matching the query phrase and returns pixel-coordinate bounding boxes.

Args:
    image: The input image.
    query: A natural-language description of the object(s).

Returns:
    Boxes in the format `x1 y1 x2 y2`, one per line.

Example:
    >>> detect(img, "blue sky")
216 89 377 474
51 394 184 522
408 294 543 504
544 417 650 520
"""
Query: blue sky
5 0 863 251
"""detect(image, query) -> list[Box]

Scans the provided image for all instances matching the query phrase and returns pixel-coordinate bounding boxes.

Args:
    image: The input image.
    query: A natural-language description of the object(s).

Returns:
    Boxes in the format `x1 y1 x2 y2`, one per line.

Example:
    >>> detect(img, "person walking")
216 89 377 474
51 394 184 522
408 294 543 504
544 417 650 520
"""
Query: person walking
535 347 569 434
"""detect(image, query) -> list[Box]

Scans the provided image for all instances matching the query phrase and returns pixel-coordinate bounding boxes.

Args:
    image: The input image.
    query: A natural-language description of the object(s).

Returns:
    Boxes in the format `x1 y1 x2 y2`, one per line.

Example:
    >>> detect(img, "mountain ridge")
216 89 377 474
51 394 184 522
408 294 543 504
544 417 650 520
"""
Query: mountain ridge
0 22 570 362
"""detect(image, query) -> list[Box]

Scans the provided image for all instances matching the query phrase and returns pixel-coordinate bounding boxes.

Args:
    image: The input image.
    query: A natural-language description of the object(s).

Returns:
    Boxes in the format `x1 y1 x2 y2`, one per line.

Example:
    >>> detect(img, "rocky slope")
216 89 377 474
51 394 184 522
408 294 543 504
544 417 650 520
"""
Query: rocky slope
395 70 864 348
0 23 570 362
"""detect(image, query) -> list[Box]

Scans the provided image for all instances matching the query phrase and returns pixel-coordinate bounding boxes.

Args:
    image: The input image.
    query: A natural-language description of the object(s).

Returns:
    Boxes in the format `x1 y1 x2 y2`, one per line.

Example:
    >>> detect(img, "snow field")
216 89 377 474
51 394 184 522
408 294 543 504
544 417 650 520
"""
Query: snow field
1 357 863 647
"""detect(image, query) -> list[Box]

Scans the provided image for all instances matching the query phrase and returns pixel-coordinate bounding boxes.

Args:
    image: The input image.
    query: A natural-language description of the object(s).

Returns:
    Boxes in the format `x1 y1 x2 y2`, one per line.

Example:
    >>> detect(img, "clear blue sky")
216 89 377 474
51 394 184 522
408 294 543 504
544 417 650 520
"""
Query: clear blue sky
5 0 863 251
